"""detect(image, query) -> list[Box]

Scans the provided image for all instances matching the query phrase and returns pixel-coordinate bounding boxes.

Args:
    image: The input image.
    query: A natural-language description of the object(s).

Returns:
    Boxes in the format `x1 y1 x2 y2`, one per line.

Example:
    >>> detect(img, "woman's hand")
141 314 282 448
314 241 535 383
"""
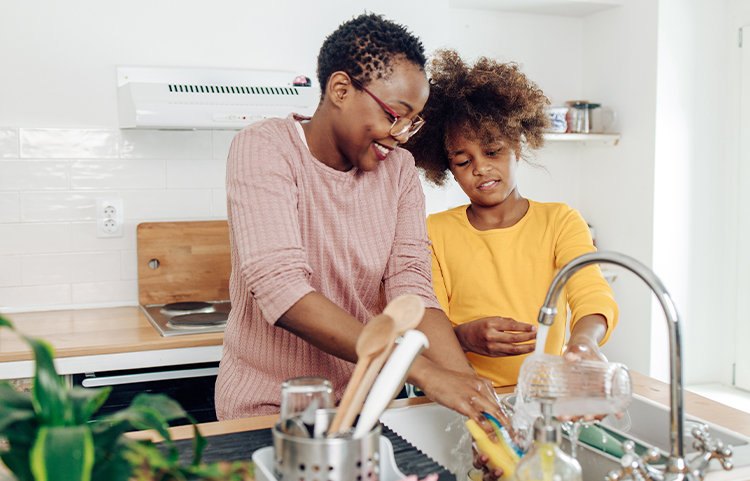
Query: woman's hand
414 364 508 438
454 317 536 357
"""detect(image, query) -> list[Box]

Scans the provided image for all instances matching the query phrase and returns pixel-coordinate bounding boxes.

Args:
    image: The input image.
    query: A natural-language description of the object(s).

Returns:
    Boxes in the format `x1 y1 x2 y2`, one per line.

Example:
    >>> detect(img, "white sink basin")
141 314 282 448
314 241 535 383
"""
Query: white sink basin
379 395 750 480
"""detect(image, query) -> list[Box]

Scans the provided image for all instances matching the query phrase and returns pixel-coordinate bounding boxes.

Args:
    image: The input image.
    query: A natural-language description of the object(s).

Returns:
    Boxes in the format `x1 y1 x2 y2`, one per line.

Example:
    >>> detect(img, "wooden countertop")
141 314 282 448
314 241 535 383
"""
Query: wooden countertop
0 306 223 363
127 371 750 443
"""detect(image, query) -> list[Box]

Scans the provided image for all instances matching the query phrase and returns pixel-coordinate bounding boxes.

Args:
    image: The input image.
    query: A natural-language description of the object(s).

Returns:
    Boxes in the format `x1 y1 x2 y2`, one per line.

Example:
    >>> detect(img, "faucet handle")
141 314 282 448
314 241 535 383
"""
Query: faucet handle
605 440 661 481
690 424 733 471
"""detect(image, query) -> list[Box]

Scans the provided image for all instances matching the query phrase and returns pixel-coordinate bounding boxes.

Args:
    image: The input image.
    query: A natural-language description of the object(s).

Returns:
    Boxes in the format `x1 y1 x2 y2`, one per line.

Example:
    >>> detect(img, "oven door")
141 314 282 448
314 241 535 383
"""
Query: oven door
72 362 220 425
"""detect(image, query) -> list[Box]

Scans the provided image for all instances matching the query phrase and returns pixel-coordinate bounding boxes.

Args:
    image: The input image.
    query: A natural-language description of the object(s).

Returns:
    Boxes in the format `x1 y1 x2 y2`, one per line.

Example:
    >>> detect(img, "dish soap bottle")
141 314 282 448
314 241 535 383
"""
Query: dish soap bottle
513 403 582 481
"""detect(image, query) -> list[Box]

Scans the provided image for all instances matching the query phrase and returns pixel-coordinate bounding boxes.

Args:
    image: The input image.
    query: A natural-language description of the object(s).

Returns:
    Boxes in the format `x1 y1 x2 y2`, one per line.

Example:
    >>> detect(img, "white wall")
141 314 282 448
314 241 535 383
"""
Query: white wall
652 0 733 385
576 0 660 376
0 0 450 311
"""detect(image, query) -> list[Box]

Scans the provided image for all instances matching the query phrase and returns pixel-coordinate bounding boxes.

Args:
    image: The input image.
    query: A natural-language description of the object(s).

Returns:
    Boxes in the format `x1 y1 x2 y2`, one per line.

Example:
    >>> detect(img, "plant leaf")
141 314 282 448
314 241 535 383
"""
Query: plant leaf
69 386 112 424
25 335 74 426
130 393 189 422
1 447 34 481
89 439 133 481
190 423 207 467
29 425 95 481
99 404 178 461
0 315 13 329
0 407 35 433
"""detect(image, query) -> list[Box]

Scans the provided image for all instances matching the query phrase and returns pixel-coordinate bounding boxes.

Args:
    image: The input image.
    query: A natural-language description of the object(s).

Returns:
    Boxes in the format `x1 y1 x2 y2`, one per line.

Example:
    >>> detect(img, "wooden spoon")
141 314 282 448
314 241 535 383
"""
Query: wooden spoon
383 294 425 335
329 295 426 435
327 313 396 435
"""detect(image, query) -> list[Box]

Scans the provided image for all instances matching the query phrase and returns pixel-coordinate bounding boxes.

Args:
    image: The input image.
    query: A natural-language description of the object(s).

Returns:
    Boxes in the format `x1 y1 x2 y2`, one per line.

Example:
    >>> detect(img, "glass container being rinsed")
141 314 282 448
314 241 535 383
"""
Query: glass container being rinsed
516 353 632 418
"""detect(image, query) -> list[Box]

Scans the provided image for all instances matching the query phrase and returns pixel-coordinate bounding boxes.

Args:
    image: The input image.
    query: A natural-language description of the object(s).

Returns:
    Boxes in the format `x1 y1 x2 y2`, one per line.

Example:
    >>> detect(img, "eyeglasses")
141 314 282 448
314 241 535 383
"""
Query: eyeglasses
350 77 425 141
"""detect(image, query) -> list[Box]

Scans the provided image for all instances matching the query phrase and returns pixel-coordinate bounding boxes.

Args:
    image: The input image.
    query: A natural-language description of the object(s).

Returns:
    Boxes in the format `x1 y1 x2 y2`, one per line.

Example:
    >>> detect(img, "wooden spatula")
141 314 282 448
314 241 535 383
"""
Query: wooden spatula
327 313 396 435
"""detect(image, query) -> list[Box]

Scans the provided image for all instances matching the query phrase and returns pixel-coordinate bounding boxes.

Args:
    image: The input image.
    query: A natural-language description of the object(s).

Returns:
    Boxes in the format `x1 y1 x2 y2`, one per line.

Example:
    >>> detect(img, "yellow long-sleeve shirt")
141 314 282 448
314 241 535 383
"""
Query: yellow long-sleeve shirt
427 200 618 387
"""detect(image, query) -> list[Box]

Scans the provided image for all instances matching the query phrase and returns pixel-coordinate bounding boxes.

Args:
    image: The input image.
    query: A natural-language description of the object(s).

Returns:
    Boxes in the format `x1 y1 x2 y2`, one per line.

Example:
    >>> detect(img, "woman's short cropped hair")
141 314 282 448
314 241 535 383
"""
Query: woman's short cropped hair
316 12 426 95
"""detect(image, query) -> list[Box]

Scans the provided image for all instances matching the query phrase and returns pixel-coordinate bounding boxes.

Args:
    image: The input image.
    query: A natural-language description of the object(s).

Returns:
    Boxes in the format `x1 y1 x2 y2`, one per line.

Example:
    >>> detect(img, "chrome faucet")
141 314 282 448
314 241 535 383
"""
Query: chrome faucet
537 251 732 481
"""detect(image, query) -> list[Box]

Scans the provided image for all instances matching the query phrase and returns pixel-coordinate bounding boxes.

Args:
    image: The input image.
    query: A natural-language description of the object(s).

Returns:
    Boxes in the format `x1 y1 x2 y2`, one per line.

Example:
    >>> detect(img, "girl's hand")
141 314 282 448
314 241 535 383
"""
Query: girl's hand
454 317 536 357
560 314 611 422
472 450 504 481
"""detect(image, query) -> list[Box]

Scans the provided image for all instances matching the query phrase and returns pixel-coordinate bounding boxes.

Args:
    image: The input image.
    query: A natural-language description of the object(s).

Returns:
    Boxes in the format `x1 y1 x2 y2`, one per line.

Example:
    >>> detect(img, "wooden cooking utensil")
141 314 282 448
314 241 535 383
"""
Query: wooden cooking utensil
327 313 396 435
329 295 426 436
383 294 426 334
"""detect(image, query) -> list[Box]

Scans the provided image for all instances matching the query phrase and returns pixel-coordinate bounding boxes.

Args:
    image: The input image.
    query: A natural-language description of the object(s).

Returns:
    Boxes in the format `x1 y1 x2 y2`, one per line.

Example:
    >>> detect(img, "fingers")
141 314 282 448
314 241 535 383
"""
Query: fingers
486 340 536 357
484 467 504 481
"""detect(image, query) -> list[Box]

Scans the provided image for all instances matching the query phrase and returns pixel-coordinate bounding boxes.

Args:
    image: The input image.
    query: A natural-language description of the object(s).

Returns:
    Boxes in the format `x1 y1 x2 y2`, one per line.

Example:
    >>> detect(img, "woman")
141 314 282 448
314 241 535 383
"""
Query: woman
215 13 502 434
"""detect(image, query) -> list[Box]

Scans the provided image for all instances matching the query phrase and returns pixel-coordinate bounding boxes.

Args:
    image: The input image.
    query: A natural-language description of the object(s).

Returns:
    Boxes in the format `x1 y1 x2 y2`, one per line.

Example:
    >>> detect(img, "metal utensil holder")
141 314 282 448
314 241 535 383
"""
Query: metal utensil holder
272 419 382 481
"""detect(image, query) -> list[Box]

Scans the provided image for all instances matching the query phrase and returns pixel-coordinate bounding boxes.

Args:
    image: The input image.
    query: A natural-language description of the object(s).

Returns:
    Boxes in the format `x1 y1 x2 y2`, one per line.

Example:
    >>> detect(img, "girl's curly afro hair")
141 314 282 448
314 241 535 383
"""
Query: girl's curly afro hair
316 12 426 97
405 50 550 185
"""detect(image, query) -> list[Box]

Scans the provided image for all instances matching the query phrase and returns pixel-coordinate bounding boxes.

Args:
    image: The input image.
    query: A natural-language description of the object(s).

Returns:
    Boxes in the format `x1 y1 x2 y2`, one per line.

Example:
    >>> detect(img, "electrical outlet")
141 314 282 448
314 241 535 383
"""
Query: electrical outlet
96 199 123 238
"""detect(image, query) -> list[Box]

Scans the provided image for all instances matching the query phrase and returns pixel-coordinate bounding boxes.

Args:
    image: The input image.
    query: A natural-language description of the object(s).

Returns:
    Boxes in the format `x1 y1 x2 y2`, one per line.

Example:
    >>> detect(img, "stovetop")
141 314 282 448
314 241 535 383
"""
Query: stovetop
140 300 230 337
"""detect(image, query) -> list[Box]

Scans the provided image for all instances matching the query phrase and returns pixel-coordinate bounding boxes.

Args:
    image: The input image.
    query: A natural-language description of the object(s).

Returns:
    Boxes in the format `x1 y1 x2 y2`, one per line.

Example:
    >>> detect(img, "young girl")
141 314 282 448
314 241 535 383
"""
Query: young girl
215 17 502 434
405 50 619 389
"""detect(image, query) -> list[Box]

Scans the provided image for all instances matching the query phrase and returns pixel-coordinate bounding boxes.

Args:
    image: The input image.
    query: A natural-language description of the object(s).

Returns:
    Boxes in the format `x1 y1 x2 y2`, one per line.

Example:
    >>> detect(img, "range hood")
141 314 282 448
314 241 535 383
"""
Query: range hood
118 66 318 130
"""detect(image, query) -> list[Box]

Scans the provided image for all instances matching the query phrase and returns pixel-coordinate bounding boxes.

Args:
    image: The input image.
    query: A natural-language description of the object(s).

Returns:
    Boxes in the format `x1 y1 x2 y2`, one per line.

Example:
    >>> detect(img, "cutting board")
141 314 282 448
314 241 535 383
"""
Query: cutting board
137 221 231 305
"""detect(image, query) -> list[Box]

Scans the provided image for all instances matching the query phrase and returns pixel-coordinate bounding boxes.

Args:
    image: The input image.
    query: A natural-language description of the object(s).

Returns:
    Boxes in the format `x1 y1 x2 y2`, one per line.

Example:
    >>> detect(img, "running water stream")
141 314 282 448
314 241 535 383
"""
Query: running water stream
534 324 550 355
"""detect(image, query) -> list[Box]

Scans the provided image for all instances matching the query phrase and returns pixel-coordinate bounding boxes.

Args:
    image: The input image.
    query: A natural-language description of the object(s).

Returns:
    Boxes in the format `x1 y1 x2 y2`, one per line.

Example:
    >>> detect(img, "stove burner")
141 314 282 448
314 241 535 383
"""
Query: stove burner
160 301 216 317
164 301 213 311
167 312 229 329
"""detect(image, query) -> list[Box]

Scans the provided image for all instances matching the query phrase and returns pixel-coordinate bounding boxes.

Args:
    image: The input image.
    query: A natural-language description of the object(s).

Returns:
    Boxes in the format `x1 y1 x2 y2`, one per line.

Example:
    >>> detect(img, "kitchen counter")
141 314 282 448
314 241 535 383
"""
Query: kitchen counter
127 371 750 442
0 306 224 379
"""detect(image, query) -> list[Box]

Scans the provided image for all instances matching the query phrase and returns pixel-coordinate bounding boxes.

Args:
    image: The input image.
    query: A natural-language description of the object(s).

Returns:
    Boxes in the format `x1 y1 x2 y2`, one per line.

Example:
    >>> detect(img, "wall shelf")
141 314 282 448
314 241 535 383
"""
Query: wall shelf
544 132 621 147
448 0 623 17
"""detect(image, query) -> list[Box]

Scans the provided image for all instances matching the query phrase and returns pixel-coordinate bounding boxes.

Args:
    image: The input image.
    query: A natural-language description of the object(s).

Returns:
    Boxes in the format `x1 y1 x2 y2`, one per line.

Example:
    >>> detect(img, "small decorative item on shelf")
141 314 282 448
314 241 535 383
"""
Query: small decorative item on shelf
0 315 253 481
546 107 569 133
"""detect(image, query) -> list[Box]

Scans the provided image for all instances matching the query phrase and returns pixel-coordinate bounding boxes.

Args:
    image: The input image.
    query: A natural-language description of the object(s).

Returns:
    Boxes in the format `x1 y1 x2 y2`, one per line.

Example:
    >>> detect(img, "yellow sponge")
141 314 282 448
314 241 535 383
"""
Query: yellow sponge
465 419 517 479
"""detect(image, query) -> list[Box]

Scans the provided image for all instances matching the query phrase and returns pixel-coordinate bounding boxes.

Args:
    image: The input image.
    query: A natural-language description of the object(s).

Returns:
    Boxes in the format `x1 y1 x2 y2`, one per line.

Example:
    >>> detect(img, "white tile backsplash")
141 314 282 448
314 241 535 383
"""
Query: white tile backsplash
0 193 21 222
0 256 22 287
121 189 213 219
22 252 121 286
70 221 136 251
121 130 212 159
71 160 166 190
212 188 228 218
0 223 72 255
20 191 113 222
4 126 229 310
72 280 138 304
121 250 138 281
0 161 70 191
167 160 226 188
0 128 19 158
212 130 238 160
0 284 72 310
20 129 119 159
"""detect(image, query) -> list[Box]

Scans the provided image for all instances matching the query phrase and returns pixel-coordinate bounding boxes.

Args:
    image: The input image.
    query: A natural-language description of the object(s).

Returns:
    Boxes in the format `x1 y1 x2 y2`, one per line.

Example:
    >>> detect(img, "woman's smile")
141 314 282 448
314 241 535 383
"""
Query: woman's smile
372 141 393 161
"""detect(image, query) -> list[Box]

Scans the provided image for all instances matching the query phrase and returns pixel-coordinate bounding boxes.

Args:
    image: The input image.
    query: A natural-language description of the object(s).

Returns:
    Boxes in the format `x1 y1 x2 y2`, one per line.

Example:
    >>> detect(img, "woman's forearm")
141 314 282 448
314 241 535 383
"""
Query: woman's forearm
275 291 363 363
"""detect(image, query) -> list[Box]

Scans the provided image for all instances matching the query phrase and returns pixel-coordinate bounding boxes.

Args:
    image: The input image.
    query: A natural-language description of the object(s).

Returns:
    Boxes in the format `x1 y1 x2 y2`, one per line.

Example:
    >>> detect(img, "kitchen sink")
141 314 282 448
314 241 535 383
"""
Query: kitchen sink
379 394 750 480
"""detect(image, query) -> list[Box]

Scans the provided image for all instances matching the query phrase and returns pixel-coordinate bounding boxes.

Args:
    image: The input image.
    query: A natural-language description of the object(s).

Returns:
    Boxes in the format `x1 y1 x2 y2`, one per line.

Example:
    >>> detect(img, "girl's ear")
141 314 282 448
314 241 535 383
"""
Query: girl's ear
326 71 353 109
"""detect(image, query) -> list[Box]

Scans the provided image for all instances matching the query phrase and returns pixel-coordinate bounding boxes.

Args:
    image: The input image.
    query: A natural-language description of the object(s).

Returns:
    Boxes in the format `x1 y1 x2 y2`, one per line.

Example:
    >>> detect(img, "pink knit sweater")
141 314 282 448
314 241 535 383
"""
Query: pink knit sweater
215 114 440 420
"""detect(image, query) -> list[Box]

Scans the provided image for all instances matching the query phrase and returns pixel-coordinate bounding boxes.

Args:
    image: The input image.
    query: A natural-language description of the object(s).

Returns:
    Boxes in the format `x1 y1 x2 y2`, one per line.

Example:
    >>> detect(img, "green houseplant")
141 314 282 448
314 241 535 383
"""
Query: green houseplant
0 315 253 481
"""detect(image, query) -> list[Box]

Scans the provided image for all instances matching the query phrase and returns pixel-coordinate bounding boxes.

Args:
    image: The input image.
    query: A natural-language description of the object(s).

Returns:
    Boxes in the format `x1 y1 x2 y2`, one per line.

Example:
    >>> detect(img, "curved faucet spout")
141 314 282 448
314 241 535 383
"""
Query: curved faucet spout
538 251 688 476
